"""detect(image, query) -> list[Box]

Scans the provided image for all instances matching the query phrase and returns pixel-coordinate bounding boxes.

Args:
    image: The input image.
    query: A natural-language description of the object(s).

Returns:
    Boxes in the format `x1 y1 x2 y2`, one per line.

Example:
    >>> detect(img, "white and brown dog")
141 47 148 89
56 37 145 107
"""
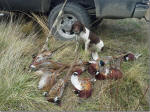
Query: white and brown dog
70 21 104 60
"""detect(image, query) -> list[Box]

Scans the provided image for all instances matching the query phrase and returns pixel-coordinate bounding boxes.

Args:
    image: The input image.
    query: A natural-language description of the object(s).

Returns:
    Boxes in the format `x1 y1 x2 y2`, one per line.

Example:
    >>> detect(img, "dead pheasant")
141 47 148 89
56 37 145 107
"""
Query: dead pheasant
32 43 66 63
46 50 79 105
46 78 65 105
123 53 142 61
95 67 123 80
30 59 69 71
36 67 66 96
107 68 123 80
71 68 92 98
87 60 104 76
96 52 142 68
87 59 123 80
38 71 57 96
98 56 122 69
94 62 110 80
32 50 53 63
30 43 67 70
99 53 142 62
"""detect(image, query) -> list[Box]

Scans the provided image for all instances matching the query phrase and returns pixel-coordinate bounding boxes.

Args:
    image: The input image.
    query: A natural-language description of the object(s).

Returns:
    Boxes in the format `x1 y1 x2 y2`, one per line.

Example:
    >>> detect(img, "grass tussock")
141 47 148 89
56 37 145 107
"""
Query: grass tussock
0 20 61 111
0 15 149 111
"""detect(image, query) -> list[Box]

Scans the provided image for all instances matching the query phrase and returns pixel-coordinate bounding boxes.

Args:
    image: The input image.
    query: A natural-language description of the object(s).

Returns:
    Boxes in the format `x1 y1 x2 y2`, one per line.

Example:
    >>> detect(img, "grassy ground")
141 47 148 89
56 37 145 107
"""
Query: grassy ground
0 15 149 111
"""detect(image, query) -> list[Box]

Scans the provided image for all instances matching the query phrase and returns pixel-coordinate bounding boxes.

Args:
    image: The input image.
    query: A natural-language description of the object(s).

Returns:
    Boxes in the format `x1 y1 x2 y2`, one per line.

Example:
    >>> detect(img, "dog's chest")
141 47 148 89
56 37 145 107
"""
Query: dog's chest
79 28 90 42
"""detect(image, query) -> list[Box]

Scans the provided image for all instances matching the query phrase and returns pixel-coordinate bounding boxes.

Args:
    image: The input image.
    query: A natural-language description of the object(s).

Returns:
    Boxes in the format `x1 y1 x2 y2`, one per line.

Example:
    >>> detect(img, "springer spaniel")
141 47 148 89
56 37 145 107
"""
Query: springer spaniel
70 21 104 60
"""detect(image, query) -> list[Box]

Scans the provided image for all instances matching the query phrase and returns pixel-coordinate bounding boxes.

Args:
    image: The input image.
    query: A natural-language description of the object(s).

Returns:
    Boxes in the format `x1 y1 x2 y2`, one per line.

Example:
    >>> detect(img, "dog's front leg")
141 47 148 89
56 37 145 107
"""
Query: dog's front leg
92 52 99 61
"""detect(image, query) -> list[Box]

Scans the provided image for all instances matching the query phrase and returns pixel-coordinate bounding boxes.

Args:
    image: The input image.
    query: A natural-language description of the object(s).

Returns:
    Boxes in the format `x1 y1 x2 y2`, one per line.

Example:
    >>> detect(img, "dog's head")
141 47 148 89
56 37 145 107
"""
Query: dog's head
70 21 86 34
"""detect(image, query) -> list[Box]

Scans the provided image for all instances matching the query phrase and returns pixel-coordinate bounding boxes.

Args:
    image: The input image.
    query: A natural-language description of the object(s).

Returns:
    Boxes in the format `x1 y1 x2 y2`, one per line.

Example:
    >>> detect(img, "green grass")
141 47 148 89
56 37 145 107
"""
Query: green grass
0 16 149 111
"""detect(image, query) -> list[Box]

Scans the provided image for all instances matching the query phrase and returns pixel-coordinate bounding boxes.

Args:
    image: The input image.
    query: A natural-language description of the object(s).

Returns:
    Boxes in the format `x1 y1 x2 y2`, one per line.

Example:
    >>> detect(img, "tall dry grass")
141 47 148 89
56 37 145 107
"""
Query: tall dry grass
0 18 61 111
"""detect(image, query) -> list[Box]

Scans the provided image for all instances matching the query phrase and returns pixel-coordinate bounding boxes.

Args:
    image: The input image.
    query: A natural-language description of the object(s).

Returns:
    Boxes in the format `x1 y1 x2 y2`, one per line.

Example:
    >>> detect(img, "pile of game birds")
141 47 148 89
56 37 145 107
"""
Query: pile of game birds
29 45 141 105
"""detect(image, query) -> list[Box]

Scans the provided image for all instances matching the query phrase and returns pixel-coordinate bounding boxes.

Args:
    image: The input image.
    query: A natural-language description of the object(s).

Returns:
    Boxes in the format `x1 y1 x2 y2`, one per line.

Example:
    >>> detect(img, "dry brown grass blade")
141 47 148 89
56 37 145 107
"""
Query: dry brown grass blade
32 13 49 34
135 85 150 110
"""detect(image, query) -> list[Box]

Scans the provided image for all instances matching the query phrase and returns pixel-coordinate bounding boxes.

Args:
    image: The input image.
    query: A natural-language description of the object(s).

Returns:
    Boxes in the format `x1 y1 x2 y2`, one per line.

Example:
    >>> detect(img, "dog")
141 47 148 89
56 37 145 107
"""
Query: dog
70 21 104 60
